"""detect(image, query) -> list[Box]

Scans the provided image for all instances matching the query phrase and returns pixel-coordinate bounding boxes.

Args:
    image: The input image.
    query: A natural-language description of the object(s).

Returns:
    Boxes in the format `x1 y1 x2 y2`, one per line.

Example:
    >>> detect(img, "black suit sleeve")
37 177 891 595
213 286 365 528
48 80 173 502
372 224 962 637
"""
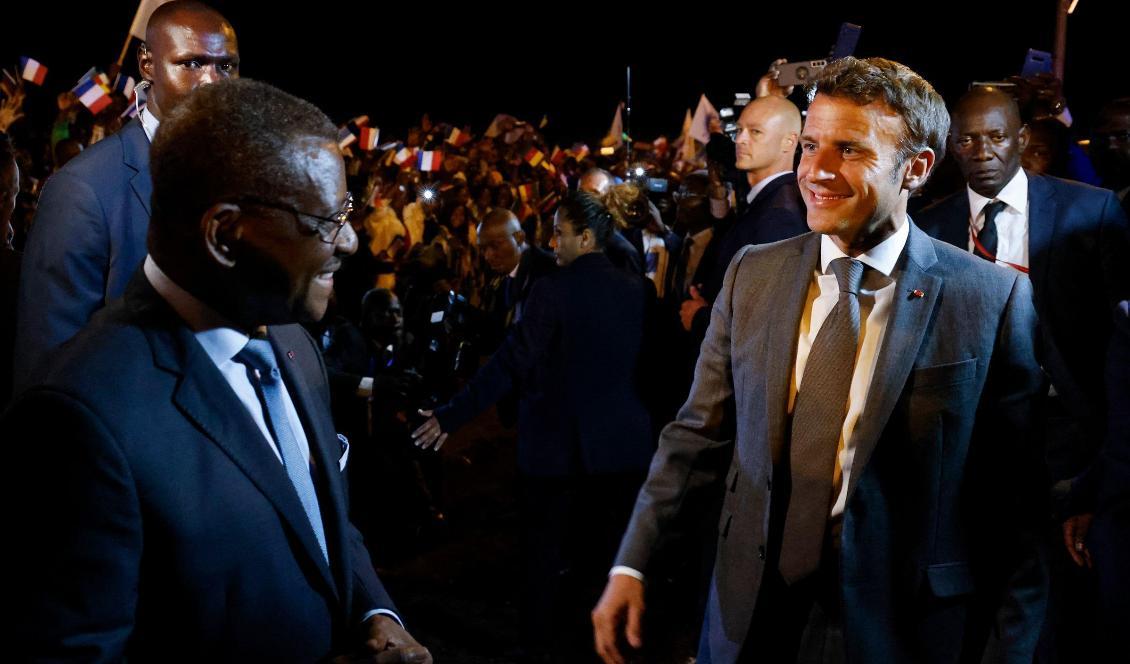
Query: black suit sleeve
435 276 560 433
4 390 141 661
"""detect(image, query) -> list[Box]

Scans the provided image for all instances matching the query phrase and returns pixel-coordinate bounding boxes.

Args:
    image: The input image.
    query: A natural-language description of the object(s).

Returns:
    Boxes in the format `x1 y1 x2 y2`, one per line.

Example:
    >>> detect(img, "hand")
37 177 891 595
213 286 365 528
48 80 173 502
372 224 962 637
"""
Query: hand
411 410 448 450
332 614 432 663
1007 73 1065 118
756 58 794 99
1062 513 1094 568
680 285 708 332
0 87 26 132
592 574 646 664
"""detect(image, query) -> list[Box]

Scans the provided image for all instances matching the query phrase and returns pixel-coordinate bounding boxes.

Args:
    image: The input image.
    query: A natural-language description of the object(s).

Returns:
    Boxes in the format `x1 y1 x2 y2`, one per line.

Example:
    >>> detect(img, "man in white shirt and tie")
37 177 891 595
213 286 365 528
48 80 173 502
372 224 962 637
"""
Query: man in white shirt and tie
593 57 1047 664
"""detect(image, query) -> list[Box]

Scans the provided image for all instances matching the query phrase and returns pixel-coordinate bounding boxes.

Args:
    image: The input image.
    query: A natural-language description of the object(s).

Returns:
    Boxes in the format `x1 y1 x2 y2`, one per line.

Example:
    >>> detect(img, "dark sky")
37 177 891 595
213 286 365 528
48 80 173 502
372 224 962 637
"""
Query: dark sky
5 0 1128 145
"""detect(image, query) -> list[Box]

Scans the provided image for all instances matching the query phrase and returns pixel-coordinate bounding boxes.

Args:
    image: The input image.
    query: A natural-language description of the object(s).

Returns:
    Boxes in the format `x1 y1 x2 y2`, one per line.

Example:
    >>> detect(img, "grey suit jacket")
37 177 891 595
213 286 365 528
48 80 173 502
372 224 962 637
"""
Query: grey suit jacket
616 222 1047 663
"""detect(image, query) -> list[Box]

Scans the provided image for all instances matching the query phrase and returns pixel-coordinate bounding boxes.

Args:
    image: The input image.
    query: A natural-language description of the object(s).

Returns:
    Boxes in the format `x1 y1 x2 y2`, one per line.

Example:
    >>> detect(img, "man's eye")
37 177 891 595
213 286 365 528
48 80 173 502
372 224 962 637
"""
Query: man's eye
181 60 201 69
801 143 816 152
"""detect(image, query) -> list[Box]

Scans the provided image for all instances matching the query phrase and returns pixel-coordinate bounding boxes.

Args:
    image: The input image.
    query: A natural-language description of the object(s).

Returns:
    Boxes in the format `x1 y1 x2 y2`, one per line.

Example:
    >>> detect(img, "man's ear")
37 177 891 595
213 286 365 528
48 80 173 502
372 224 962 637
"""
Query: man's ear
902 148 936 193
201 203 244 268
138 42 154 84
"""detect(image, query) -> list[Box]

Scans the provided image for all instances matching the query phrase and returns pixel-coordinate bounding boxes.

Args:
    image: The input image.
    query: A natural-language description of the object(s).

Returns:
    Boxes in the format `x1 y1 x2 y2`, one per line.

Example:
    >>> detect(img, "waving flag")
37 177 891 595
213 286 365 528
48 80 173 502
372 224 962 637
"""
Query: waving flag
359 126 380 151
113 74 136 98
417 150 444 172
524 148 545 167
19 57 47 85
73 78 112 114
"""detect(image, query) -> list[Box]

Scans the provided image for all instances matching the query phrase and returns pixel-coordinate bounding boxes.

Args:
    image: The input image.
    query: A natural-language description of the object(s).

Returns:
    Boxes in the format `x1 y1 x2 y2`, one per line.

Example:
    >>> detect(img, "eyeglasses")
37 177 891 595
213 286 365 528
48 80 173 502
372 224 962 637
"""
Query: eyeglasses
235 192 354 243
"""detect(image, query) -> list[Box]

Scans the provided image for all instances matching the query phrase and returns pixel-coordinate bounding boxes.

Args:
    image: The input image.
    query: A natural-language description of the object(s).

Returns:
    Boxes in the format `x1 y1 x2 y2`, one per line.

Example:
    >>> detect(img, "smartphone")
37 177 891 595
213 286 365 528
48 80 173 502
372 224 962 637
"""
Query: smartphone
1020 48 1053 78
777 60 827 87
831 23 862 60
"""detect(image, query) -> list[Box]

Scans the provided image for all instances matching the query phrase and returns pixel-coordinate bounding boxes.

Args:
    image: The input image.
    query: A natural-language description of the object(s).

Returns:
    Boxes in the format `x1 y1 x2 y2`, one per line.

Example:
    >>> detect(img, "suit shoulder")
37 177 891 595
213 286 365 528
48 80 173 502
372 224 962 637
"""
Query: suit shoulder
916 191 966 224
53 131 135 184
1037 173 1118 201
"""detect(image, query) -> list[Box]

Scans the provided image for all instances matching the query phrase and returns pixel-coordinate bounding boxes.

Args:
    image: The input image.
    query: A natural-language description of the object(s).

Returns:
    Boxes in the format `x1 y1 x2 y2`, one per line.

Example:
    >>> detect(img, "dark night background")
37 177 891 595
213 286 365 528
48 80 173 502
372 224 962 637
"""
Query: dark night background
5 0 1129 145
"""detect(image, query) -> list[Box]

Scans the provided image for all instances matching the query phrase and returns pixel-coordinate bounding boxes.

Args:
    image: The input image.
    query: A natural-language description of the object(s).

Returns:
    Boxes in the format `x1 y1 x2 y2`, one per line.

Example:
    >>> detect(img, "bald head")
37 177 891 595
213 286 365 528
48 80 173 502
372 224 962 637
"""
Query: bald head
579 168 613 195
949 87 1029 198
140 1 239 120
477 208 525 274
735 96 802 182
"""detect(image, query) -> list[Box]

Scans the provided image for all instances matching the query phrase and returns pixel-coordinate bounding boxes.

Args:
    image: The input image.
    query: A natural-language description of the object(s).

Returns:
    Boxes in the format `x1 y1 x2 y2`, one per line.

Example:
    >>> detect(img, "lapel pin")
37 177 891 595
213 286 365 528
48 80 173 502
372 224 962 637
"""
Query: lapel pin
286 350 296 360
908 289 925 299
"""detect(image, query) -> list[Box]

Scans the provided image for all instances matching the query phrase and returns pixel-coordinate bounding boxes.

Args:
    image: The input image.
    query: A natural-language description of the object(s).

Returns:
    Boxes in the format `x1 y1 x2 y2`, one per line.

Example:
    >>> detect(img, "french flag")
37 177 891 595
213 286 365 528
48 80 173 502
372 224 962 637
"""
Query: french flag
113 74 136 98
446 127 471 147
417 150 443 172
19 57 47 85
359 126 380 151
73 78 112 115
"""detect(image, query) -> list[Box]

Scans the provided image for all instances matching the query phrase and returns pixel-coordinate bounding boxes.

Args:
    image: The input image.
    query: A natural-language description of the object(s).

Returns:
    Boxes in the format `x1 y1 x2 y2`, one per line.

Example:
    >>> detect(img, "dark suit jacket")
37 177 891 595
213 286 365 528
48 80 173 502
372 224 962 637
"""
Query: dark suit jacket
615 224 1047 663
508 244 558 322
690 172 808 339
2 272 396 661
437 251 655 477
918 173 1130 478
14 118 152 394
605 228 645 276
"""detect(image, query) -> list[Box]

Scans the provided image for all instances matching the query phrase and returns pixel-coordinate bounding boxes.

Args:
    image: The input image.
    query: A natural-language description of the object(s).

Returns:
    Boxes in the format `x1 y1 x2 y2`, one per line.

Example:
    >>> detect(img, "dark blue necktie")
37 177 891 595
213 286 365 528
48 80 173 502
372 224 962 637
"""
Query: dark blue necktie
236 338 328 563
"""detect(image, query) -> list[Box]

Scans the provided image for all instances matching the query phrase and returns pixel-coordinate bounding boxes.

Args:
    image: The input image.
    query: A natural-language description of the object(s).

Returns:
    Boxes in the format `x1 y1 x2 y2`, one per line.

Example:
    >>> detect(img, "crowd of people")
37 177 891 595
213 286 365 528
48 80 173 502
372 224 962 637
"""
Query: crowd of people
3 1 1130 663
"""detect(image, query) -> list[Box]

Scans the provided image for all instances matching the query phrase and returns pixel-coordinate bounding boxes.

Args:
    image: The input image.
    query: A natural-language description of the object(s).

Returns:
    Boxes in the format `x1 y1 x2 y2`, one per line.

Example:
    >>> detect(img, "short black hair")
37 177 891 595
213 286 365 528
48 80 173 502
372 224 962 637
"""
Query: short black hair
814 56 949 164
557 190 616 249
149 78 336 248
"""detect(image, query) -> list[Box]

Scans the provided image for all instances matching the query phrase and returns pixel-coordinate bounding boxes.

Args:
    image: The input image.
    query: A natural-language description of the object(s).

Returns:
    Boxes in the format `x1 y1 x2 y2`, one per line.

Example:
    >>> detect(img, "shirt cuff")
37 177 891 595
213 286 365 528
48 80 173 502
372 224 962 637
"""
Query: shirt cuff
362 608 404 627
357 376 374 397
1055 106 1073 128
610 565 645 583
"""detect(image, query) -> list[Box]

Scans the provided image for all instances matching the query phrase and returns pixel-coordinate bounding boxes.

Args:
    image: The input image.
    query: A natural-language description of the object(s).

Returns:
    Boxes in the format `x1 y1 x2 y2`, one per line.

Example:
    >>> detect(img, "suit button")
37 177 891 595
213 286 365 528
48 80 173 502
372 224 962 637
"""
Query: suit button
758 545 766 560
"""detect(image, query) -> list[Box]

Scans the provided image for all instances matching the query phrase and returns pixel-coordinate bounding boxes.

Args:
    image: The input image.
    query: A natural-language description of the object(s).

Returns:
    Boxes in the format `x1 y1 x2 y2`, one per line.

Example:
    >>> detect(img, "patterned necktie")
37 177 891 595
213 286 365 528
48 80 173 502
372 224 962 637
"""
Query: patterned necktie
975 199 1007 262
236 338 328 563
779 257 864 584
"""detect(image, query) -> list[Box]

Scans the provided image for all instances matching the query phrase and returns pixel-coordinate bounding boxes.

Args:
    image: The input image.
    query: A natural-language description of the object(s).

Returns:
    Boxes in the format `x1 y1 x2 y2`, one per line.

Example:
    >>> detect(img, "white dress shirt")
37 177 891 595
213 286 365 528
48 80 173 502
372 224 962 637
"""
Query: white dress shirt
745 170 793 206
966 168 1029 269
611 221 909 583
139 106 160 142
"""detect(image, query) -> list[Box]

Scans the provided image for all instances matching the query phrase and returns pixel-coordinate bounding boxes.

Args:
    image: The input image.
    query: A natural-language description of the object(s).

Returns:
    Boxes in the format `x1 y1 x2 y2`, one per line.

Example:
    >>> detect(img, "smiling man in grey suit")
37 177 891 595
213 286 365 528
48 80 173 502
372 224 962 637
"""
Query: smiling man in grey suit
593 57 1048 664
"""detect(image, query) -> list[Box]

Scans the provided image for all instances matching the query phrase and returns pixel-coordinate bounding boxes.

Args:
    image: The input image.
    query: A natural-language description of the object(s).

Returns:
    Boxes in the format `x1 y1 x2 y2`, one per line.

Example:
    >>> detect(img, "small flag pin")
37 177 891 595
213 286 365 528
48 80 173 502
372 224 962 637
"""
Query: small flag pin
908 289 925 299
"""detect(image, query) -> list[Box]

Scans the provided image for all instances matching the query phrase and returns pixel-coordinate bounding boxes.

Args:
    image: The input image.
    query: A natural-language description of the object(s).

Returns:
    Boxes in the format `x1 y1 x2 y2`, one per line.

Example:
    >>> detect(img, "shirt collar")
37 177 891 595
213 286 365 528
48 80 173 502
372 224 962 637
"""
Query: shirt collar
819 216 909 278
144 255 250 366
139 106 160 143
745 170 793 205
966 168 1028 219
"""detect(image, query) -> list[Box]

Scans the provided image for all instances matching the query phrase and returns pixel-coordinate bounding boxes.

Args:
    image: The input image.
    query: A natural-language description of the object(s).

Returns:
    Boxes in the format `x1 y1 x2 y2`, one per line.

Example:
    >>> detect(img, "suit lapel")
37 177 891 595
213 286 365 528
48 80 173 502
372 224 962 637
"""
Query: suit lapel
129 282 342 603
1025 173 1055 315
844 222 942 500
270 327 353 604
765 234 821 462
120 119 152 216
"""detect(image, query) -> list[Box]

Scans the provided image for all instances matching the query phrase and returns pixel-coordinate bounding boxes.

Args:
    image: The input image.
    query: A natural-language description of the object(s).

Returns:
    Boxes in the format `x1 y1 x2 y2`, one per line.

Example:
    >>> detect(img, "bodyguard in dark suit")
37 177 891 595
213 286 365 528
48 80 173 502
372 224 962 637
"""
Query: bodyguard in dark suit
14 1 239 393
2 79 429 662
680 95 808 337
595 57 1047 664
414 191 655 659
918 87 1130 481
476 207 556 344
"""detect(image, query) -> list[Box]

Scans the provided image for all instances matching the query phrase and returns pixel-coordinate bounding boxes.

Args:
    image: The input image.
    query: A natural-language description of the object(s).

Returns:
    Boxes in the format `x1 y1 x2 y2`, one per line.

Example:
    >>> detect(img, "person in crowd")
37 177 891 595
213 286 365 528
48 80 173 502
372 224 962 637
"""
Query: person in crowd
413 191 656 661
14 0 240 393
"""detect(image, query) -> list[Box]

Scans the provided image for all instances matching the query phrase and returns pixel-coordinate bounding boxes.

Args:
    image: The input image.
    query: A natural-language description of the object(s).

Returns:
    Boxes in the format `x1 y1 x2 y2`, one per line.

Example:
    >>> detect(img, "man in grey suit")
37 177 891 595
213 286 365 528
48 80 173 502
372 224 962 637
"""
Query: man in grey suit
593 57 1048 664
14 0 239 392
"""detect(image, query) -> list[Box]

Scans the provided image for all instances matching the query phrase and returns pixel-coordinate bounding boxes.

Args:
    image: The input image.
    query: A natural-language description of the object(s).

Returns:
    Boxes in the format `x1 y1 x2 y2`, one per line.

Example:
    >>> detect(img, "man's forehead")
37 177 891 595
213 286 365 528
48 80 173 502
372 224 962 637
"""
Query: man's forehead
153 19 237 54
803 95 900 138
